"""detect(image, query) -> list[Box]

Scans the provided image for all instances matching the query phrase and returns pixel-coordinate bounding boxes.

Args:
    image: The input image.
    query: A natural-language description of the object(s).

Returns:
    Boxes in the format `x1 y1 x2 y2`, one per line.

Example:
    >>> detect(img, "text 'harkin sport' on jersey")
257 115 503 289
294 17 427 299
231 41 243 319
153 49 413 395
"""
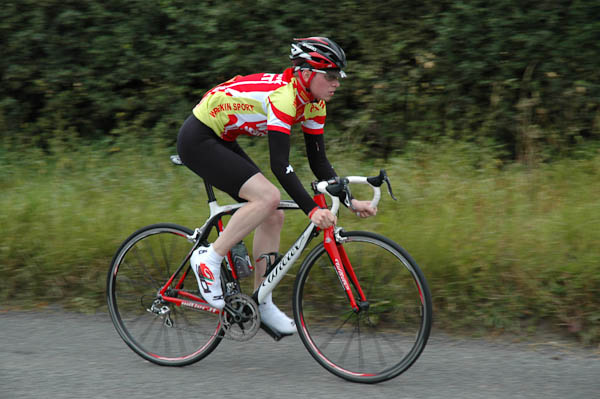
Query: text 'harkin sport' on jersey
192 68 326 142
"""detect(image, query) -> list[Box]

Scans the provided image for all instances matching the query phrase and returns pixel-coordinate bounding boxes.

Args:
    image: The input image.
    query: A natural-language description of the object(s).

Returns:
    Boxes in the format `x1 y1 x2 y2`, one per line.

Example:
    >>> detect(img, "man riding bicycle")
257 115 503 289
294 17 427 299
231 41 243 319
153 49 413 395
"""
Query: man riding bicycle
176 36 376 334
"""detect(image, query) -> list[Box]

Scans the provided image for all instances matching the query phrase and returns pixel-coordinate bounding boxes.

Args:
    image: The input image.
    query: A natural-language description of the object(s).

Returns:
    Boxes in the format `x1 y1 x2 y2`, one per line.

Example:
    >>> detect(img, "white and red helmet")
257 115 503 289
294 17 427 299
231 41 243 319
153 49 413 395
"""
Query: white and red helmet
290 37 347 78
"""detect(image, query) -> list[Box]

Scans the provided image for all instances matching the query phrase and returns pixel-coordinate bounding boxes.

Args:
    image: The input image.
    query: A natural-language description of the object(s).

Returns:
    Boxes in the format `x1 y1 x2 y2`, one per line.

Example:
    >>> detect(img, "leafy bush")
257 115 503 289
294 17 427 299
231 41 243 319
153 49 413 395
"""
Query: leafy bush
1 0 599 157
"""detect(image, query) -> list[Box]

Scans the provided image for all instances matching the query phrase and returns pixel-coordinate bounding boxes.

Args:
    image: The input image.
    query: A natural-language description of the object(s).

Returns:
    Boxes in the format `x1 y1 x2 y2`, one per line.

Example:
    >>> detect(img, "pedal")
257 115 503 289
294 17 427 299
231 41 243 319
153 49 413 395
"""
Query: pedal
260 322 293 342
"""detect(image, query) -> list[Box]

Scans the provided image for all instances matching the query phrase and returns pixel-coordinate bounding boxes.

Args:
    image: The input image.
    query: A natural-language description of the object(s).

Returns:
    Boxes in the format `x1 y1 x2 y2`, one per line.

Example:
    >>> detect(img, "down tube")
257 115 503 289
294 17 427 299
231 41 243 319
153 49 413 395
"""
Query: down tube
256 223 316 304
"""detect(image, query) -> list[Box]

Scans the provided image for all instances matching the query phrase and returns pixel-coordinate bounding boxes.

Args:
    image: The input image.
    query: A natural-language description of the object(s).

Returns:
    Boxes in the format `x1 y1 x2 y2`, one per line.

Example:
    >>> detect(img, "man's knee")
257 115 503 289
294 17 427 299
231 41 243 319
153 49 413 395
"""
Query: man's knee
265 209 285 229
239 174 280 209
259 184 281 210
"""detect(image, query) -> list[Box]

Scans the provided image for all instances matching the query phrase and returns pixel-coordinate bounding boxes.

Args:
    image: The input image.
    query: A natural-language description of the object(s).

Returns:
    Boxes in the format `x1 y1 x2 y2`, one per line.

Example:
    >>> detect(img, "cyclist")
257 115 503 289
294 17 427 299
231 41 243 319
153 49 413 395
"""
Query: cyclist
177 37 377 334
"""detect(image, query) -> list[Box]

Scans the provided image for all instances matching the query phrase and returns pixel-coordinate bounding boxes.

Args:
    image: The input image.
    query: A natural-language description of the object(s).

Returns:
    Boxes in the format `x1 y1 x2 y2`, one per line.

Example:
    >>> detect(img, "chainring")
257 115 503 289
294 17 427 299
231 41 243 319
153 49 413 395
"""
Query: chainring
220 293 260 341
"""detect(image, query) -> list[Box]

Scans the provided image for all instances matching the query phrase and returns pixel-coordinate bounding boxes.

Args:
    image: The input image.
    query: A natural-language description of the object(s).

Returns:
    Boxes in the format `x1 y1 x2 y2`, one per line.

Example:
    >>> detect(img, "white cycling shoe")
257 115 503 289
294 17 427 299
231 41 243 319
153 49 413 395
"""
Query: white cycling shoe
259 302 296 335
190 246 225 310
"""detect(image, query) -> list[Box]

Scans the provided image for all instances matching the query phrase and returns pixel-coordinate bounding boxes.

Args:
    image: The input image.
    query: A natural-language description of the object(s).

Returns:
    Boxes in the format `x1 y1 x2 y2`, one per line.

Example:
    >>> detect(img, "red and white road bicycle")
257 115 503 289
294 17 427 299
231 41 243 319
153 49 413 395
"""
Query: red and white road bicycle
106 155 432 384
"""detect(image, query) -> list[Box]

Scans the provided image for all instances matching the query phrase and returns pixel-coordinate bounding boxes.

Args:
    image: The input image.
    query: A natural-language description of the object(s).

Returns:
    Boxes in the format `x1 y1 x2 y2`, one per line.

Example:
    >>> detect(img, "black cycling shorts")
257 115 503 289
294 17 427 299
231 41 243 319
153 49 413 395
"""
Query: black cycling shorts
177 115 260 202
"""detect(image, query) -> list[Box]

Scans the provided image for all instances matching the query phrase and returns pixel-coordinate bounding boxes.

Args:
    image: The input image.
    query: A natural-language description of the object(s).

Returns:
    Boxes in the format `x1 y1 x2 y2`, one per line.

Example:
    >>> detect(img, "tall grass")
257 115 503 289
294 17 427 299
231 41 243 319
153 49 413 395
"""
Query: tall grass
380 143 600 343
1 137 599 343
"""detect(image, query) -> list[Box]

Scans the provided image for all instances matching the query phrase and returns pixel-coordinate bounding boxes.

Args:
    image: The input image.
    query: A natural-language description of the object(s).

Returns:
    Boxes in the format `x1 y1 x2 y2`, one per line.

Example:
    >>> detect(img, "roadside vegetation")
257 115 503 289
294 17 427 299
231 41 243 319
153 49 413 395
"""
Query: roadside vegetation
1 137 598 343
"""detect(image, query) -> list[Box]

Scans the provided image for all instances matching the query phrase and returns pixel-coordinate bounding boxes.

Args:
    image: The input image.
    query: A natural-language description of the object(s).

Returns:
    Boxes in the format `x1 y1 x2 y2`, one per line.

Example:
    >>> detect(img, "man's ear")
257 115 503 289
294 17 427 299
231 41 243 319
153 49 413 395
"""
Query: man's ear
301 69 312 81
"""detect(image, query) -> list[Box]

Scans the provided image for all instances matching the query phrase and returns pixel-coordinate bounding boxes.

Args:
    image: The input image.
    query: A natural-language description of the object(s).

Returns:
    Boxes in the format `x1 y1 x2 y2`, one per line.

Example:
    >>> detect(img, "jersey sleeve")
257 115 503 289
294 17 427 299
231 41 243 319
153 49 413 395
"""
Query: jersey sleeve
304 133 337 181
266 84 296 134
268 130 320 214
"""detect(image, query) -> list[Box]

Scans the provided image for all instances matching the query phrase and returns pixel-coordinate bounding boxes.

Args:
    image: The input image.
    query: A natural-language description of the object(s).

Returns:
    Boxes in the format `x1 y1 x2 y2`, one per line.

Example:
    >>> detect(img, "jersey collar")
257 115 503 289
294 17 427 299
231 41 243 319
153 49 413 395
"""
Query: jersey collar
283 67 314 103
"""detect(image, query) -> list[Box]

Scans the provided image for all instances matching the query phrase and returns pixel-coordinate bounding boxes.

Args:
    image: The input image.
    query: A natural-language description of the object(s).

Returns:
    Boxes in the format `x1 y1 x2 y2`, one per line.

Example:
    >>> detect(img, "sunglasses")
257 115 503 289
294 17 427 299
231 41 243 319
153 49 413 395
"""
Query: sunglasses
313 69 347 81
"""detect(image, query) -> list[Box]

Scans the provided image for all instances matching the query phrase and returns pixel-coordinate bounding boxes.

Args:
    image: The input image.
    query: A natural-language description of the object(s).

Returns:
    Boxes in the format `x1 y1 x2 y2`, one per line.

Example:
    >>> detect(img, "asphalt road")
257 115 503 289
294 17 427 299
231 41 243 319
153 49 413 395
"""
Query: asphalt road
1 309 598 399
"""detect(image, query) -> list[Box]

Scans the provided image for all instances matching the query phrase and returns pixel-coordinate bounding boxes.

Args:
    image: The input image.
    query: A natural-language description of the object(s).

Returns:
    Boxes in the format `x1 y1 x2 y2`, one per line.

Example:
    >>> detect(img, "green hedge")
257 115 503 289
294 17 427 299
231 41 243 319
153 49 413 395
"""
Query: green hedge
2 0 599 158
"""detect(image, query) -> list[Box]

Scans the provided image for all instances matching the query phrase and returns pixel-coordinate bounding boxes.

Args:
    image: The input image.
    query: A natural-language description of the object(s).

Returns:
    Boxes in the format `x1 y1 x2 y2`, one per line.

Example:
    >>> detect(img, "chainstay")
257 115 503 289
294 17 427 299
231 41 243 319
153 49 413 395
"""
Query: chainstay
144 294 259 342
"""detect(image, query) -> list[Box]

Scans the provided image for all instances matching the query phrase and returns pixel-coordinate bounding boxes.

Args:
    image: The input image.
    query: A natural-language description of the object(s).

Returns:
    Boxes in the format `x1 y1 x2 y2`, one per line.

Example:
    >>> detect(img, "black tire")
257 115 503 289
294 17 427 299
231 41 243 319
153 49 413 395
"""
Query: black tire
293 231 432 383
106 223 223 366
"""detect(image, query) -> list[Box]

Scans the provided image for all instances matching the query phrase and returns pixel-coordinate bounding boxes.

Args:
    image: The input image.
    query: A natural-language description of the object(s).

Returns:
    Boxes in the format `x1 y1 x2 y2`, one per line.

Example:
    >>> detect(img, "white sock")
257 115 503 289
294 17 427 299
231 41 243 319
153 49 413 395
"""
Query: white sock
206 245 224 267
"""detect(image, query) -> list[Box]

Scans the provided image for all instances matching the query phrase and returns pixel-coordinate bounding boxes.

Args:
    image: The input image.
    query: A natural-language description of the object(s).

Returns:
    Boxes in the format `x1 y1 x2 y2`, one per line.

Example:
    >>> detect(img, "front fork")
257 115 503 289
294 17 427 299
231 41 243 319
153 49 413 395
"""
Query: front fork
322 227 368 312
314 193 368 312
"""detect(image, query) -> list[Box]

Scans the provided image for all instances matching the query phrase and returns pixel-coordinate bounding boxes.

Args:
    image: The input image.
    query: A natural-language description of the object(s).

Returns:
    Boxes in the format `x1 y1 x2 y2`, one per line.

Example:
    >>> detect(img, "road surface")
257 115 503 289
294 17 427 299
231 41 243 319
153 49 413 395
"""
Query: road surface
1 309 598 399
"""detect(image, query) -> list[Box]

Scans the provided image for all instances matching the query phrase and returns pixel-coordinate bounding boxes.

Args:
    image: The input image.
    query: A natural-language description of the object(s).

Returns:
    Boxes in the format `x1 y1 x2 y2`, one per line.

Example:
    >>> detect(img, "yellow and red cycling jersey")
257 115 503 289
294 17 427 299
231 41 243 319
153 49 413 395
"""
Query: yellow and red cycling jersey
193 68 326 141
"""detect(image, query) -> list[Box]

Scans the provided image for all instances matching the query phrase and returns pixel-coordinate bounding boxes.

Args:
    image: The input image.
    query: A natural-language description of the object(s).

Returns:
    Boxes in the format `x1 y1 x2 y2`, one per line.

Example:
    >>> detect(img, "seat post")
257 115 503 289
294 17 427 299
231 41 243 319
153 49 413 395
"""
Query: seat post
204 180 217 203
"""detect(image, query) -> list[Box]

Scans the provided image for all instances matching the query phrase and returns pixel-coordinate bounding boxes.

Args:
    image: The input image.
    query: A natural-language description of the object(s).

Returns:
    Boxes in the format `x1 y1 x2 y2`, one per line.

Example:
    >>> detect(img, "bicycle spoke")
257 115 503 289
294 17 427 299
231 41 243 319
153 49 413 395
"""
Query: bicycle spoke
139 316 159 345
370 325 404 354
357 319 364 370
117 271 156 291
158 234 172 277
370 324 386 367
123 310 149 327
338 321 355 368
365 253 382 298
144 242 169 284
317 311 355 351
131 247 162 289
155 319 168 352
176 322 187 355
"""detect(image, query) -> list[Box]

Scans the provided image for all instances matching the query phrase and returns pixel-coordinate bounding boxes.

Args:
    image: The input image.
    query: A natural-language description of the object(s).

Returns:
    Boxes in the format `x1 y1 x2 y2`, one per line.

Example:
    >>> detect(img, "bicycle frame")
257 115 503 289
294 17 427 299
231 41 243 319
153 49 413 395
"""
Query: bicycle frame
156 180 367 321
256 193 366 311
108 158 432 381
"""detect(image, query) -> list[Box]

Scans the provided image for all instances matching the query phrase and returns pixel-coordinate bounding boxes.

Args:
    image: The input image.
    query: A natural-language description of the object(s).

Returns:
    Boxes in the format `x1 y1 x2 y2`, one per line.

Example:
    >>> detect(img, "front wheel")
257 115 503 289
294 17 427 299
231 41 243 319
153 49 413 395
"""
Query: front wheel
106 223 223 366
293 230 432 384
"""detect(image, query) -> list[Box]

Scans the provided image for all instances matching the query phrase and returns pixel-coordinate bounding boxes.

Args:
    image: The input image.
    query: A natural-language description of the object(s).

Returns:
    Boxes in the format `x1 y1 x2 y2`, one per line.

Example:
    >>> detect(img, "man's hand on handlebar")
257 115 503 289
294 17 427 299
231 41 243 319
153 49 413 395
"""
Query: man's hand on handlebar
311 170 392 226
351 199 377 218
310 208 337 229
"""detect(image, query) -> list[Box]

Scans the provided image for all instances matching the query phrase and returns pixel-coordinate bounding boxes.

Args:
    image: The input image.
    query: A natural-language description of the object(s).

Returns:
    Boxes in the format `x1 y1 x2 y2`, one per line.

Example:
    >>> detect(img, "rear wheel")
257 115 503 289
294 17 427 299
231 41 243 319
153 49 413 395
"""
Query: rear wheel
106 223 223 366
293 230 432 383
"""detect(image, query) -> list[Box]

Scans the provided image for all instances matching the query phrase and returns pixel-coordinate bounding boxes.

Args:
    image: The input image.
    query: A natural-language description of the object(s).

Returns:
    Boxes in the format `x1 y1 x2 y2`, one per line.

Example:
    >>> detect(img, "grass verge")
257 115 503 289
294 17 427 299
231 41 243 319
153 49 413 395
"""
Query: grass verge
1 137 598 343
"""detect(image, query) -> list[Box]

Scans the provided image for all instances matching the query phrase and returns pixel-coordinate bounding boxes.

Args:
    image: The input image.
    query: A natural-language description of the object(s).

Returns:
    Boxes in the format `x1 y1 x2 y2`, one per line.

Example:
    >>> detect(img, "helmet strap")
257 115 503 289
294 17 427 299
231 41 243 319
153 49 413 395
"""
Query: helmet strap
296 69 317 97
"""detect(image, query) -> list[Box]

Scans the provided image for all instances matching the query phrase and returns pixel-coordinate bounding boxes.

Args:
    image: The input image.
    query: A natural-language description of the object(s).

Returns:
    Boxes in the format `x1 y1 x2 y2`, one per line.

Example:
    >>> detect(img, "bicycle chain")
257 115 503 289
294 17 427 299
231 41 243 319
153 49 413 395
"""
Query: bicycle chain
147 293 260 342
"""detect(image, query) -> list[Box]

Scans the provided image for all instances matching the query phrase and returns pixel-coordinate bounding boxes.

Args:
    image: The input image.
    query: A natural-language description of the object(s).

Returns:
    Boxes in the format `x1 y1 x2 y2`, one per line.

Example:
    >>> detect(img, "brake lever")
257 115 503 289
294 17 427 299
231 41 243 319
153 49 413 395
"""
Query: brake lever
382 171 398 201
342 180 355 211
365 169 398 202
